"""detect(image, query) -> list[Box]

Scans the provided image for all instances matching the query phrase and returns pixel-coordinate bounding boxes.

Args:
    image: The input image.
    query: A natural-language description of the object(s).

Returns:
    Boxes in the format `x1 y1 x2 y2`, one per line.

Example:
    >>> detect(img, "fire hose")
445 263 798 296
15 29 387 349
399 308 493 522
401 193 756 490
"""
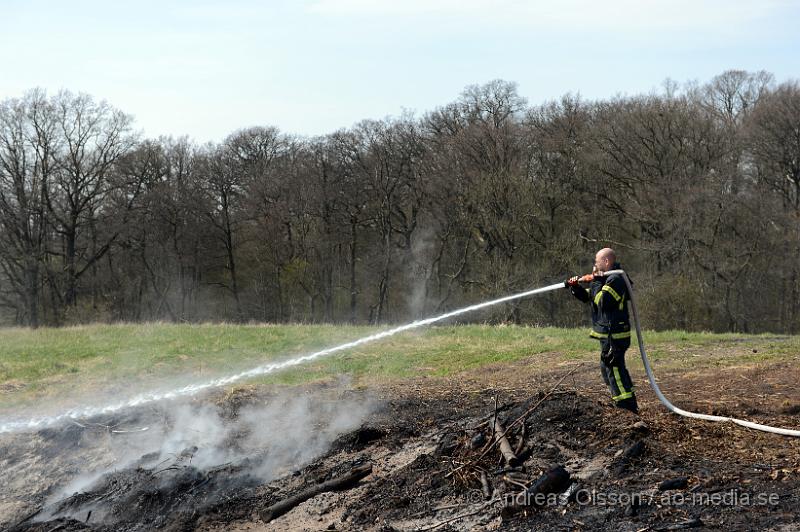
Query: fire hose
578 269 800 437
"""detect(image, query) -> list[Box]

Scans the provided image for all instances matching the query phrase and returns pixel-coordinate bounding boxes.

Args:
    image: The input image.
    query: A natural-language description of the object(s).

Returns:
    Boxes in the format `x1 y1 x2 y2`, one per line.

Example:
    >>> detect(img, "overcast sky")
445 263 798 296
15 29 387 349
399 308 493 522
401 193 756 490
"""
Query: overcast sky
2 0 797 142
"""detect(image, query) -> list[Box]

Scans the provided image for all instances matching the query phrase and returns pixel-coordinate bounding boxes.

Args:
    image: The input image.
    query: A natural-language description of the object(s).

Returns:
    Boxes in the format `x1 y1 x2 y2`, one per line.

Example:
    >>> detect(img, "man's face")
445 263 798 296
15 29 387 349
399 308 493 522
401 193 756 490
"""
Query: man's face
594 253 610 272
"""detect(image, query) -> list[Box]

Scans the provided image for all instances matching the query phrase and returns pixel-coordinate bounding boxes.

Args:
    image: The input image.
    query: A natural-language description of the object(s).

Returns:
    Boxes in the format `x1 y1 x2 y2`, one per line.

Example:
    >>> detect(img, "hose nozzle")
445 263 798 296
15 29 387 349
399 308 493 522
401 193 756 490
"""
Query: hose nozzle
565 273 596 287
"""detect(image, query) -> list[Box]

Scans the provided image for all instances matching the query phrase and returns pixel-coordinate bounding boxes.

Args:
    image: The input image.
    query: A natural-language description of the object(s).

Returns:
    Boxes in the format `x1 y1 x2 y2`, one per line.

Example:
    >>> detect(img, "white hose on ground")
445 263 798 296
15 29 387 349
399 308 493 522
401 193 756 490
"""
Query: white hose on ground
603 269 800 437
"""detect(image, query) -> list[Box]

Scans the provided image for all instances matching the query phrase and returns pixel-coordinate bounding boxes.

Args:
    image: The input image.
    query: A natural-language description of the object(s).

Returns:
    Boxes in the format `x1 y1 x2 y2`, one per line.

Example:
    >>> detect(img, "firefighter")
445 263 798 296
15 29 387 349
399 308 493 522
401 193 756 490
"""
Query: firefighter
566 248 639 414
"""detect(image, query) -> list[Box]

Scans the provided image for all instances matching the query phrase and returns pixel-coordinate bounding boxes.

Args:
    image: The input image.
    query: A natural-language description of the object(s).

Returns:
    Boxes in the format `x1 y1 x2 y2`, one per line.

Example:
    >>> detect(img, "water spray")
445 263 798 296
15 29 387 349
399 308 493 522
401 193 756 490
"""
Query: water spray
0 282 564 433
1 273 797 437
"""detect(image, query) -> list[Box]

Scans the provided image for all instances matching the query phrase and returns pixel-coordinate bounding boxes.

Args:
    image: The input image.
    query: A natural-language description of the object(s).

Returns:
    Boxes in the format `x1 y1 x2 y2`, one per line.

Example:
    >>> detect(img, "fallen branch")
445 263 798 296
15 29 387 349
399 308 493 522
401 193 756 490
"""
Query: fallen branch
480 471 492 499
10 508 42 528
502 466 571 516
260 464 372 523
514 423 526 456
503 476 529 491
416 499 499 531
493 418 519 466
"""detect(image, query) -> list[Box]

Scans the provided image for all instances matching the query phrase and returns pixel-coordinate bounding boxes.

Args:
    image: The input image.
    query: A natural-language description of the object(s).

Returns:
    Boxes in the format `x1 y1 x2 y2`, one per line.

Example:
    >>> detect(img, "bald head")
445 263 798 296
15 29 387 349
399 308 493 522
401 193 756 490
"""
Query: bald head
594 248 617 273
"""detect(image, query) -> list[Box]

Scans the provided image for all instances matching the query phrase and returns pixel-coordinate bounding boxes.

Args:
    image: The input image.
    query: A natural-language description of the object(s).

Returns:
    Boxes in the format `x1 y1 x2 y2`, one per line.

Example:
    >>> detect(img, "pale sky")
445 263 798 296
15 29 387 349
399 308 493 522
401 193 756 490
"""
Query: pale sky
2 0 798 142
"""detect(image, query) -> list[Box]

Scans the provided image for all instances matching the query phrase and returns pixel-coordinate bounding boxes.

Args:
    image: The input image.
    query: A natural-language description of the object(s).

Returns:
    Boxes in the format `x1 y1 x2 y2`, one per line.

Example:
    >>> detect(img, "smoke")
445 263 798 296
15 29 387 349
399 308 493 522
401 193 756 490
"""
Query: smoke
43 386 376 510
242 390 376 479
405 225 438 318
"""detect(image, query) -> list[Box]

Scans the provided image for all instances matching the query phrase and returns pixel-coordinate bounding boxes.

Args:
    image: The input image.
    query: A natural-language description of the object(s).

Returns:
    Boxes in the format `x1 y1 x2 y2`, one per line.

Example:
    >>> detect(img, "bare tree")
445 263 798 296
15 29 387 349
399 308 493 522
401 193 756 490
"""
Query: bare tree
0 90 57 326
695 69 774 127
746 81 800 331
44 91 137 311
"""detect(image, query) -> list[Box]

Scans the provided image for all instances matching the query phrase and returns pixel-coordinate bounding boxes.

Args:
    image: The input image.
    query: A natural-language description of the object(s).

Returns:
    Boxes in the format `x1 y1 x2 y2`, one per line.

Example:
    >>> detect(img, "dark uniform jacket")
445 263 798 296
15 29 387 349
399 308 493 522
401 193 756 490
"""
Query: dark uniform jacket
569 262 632 340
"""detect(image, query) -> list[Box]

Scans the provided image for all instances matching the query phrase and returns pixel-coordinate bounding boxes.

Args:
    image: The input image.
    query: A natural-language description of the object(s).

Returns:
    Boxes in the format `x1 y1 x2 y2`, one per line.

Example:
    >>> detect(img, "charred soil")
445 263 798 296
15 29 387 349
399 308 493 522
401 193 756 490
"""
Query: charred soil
2 358 800 531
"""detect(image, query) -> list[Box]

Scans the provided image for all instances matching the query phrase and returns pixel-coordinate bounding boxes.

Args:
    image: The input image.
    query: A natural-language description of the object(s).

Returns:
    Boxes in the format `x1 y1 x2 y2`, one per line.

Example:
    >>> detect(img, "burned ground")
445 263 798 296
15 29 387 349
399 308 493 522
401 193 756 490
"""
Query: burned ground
2 356 800 532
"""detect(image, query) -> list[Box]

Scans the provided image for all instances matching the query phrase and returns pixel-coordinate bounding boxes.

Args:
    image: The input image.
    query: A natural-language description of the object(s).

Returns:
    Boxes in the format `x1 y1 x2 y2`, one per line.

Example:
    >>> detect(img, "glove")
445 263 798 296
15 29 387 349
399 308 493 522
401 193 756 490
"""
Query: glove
565 276 580 288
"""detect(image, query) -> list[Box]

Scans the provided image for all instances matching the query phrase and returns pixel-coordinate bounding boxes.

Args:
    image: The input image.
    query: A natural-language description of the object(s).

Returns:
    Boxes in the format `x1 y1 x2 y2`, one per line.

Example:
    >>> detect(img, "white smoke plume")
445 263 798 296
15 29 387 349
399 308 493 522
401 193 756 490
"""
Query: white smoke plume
42 387 376 507
405 225 438 318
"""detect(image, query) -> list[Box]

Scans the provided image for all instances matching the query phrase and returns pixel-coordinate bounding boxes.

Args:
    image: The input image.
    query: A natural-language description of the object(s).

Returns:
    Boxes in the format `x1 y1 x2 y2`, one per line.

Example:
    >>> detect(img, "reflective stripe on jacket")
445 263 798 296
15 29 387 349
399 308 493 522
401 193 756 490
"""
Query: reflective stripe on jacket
569 263 632 340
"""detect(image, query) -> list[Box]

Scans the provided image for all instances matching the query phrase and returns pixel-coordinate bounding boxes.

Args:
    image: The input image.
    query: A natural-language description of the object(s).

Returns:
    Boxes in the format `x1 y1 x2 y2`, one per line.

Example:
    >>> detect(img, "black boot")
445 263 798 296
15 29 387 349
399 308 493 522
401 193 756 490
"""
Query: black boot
616 396 639 415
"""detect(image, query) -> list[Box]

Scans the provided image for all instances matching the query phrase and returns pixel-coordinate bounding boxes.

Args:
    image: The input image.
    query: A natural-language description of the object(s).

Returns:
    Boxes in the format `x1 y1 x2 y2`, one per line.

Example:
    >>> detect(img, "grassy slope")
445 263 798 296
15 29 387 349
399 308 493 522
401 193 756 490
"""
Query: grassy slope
1 323 798 411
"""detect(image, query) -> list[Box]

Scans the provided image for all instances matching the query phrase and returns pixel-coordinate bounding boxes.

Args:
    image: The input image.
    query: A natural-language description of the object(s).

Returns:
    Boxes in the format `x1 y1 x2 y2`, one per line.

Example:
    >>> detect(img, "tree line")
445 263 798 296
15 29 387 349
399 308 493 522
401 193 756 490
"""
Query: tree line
1 70 798 332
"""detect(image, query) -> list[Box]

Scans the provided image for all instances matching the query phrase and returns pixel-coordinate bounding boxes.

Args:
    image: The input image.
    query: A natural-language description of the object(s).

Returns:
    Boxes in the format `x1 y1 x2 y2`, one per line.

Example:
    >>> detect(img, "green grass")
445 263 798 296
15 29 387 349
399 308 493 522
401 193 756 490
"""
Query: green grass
0 323 798 411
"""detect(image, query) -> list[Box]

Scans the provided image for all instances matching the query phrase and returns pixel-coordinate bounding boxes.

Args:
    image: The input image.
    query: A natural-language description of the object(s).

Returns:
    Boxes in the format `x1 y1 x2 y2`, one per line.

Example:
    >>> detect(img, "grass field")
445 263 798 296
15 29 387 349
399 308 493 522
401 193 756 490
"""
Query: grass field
1 322 798 412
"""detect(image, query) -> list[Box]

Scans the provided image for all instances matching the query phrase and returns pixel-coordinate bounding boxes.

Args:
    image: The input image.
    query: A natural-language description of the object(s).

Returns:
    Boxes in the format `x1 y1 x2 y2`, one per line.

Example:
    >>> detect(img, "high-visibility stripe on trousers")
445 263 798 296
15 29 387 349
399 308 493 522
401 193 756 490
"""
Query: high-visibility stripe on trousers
599 337 636 403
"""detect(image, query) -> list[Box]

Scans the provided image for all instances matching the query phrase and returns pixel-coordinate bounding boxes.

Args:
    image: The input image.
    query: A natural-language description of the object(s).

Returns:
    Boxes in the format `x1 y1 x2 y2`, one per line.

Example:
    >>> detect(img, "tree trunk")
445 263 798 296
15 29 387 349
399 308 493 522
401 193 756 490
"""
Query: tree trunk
349 216 358 324
374 229 391 324
224 217 243 321
25 261 39 328
65 223 77 307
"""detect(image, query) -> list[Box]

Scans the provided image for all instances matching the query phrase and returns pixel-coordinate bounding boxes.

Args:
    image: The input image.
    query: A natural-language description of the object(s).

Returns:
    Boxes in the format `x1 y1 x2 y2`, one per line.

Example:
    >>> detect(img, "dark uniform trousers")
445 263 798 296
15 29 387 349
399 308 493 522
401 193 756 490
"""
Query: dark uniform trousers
599 337 637 412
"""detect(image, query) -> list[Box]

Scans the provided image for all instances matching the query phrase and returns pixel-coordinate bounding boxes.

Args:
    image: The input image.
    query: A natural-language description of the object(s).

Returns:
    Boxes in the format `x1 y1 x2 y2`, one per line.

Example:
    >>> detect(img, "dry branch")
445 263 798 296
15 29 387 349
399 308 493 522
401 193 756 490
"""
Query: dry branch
417 499 499 531
493 418 519 466
260 464 372 523
480 471 492 499
502 465 571 516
